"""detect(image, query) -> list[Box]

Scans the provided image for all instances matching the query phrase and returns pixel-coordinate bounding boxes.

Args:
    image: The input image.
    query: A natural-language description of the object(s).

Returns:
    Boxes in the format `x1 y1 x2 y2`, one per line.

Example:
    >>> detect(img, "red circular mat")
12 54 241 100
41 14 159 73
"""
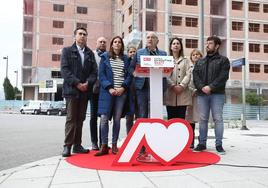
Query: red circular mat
66 149 220 172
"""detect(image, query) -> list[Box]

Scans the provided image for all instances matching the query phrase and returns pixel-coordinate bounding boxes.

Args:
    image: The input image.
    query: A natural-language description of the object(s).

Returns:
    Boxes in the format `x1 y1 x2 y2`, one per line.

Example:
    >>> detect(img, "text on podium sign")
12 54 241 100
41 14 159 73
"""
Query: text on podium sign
140 56 174 68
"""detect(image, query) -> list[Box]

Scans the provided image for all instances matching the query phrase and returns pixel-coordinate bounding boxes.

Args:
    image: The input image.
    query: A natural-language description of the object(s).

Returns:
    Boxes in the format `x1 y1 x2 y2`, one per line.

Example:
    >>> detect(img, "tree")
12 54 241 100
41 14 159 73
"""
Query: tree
14 87 22 100
246 91 263 105
3 77 15 100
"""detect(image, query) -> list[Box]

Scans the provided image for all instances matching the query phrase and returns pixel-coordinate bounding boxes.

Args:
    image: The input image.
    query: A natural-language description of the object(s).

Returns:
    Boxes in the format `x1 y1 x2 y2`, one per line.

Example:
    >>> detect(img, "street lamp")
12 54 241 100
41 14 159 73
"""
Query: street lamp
14 70 18 88
3 56 8 78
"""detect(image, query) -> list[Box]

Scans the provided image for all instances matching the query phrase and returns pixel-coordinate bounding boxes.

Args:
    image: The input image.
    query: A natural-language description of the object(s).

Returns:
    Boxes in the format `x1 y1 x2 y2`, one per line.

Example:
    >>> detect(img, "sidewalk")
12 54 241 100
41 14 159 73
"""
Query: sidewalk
1 120 268 188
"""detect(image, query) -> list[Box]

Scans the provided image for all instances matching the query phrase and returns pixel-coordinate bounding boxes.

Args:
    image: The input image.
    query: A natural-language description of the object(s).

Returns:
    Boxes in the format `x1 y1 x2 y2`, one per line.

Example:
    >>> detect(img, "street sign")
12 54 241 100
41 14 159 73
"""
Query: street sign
39 80 57 93
232 58 245 67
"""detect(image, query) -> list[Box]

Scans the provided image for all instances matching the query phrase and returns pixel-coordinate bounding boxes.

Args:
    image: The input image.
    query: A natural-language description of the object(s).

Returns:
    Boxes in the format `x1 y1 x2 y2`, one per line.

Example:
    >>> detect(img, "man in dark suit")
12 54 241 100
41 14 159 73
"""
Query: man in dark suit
61 27 97 157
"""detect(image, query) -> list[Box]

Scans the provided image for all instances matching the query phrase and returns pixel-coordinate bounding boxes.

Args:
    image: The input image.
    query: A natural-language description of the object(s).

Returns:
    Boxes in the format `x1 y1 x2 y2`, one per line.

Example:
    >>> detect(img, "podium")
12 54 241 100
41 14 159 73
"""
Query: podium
135 55 174 118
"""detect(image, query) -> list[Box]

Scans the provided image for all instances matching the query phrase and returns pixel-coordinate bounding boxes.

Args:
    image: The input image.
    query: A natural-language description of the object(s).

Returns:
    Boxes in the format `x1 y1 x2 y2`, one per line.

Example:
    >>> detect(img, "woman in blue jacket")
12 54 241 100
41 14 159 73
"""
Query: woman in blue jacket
95 36 132 156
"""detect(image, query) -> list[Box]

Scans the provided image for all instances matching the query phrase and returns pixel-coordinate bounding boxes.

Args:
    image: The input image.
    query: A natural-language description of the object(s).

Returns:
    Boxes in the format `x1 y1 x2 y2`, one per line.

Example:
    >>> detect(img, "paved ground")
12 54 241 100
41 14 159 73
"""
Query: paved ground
0 113 127 170
0 120 268 188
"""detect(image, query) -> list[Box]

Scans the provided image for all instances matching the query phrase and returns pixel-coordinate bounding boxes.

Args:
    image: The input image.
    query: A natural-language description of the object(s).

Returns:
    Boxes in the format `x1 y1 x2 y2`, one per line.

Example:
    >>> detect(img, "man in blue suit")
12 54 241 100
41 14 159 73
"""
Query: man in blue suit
129 32 167 119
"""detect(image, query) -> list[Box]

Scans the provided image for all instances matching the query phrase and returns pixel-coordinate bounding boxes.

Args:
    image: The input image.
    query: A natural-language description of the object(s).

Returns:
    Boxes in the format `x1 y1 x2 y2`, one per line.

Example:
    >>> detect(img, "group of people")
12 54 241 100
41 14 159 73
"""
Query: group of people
60 26 230 158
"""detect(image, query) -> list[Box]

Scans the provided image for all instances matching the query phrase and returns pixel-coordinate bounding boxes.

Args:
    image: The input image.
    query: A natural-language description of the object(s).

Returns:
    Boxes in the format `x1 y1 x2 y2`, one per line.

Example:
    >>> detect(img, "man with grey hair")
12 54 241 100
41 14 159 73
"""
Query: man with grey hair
89 36 107 150
129 32 167 119
129 32 167 155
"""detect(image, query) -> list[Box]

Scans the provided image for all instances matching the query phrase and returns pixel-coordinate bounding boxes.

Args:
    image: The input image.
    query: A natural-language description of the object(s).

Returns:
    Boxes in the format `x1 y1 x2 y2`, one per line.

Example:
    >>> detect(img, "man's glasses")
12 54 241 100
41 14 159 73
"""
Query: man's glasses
78 32 87 36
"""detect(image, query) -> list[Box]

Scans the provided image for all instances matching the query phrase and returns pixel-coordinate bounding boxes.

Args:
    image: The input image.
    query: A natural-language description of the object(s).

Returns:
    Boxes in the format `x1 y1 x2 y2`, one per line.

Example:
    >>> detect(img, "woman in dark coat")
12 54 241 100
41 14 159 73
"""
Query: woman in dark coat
95 36 132 156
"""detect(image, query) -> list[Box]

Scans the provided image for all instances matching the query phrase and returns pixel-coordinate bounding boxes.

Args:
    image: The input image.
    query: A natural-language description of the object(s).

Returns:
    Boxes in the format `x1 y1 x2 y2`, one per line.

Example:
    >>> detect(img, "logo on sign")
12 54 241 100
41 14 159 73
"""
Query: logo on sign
143 57 151 61
113 118 193 166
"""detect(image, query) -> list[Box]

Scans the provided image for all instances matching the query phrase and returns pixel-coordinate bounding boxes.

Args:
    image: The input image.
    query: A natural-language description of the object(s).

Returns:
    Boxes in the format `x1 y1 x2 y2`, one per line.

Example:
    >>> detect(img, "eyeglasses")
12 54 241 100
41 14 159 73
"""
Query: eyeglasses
78 32 87 36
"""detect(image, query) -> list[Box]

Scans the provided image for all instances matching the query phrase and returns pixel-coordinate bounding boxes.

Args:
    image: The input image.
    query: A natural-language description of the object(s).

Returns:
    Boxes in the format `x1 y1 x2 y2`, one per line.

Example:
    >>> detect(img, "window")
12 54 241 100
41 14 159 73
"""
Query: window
53 21 64 28
128 25 132 33
249 23 260 32
232 42 243 51
186 39 198 48
232 67 242 72
77 6 87 14
52 37 63 45
249 3 260 12
249 64 260 73
51 71 62 78
76 22 87 29
171 16 182 26
185 17 198 27
232 1 243 10
264 24 268 33
264 4 268 13
146 13 157 31
121 0 125 5
232 21 243 31
264 65 268 73
171 0 182 4
249 43 260 52
53 4 64 12
186 0 198 6
129 5 132 15
264 44 268 53
146 0 156 9
52 54 61 61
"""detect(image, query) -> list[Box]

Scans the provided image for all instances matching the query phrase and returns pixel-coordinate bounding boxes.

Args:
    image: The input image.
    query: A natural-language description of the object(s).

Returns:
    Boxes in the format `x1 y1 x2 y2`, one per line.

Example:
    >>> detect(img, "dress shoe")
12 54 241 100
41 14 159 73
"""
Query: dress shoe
95 144 109 156
112 143 118 154
92 142 99 150
62 146 71 157
72 145 90 154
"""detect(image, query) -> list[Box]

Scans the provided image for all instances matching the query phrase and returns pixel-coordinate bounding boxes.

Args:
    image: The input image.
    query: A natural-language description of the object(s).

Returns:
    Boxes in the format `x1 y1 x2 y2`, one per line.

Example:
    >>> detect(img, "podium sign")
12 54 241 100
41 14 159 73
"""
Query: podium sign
140 56 174 67
136 55 174 118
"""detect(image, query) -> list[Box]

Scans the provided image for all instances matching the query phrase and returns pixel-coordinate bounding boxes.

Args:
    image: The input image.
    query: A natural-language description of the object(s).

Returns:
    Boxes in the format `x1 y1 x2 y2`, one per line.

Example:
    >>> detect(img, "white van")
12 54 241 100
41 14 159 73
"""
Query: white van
20 100 42 114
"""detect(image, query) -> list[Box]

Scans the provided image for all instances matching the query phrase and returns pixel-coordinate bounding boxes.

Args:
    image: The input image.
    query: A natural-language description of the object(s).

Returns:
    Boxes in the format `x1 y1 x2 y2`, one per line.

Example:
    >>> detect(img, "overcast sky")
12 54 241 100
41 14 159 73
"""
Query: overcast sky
0 0 23 99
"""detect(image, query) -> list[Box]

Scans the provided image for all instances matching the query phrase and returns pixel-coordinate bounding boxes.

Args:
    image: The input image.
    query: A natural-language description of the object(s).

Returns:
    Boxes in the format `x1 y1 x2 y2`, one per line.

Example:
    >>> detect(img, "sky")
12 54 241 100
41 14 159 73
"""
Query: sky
0 0 23 99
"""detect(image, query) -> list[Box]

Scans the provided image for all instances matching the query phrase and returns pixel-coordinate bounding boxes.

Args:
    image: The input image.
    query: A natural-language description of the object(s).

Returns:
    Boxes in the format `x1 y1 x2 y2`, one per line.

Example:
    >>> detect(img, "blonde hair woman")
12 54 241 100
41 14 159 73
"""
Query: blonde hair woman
186 49 203 148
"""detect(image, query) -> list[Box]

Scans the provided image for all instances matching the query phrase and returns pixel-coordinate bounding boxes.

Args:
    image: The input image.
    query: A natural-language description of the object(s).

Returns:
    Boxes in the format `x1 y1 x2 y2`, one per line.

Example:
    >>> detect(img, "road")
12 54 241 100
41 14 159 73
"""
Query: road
0 113 127 170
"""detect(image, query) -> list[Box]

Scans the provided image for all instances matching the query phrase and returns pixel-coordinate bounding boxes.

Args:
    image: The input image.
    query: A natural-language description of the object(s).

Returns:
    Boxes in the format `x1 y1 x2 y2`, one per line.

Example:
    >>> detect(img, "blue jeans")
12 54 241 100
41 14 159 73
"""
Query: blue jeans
197 94 225 147
100 93 127 144
136 87 149 118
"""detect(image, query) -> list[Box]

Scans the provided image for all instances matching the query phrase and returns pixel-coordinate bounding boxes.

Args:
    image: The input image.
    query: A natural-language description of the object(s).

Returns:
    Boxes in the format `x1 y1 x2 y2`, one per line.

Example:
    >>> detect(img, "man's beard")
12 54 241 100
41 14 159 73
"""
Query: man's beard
206 48 216 54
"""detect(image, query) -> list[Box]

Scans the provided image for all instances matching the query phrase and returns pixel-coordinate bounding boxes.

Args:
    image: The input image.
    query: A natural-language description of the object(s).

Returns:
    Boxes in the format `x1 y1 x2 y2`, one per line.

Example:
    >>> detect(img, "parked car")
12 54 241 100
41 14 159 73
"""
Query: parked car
54 101 67 116
42 101 66 116
20 100 42 115
40 101 58 115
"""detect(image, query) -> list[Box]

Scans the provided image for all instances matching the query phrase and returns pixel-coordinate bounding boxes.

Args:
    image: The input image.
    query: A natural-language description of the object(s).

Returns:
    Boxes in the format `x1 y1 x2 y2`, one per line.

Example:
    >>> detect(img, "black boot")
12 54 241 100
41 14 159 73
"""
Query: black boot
190 123 195 149
62 146 71 157
72 145 90 154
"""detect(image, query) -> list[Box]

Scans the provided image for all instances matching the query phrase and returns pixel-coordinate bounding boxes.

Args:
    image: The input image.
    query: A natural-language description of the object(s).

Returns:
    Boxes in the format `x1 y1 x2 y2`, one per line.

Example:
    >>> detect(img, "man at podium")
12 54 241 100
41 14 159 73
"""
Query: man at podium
129 32 167 119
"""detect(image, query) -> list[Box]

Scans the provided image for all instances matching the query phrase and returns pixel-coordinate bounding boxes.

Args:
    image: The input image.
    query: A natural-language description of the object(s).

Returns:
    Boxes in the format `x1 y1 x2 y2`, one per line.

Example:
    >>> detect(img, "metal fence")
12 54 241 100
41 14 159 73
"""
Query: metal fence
0 100 267 120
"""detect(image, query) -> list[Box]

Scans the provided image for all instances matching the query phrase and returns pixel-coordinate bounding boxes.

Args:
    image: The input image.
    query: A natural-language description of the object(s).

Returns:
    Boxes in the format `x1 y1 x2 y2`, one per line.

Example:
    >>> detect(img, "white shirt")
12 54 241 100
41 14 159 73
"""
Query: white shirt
76 44 85 66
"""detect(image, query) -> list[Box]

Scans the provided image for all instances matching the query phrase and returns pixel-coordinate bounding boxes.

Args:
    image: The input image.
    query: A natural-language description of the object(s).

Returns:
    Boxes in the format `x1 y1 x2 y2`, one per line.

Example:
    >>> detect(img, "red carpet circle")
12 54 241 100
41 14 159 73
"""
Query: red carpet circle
66 149 220 172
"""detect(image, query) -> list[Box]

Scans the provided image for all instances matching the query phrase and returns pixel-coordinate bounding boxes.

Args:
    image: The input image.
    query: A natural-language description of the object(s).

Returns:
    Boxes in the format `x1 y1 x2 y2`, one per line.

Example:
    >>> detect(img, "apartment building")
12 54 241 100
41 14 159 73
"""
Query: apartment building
116 0 268 103
22 0 268 103
22 0 113 100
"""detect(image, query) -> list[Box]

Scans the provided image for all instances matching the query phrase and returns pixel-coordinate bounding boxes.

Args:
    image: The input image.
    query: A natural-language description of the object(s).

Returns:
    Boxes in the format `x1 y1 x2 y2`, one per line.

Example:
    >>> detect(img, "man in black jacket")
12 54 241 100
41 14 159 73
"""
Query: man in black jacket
61 27 97 157
193 36 230 153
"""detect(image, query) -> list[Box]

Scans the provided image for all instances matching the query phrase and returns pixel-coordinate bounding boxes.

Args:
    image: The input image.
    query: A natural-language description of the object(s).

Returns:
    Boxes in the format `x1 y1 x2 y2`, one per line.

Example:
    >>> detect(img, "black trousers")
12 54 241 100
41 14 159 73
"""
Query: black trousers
89 93 101 145
64 95 88 146
166 106 187 120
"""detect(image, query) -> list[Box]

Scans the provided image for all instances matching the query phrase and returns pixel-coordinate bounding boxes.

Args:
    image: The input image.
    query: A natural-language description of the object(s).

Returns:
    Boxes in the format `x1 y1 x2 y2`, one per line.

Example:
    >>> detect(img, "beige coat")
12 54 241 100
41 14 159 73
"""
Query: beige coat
186 63 199 122
164 57 192 106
